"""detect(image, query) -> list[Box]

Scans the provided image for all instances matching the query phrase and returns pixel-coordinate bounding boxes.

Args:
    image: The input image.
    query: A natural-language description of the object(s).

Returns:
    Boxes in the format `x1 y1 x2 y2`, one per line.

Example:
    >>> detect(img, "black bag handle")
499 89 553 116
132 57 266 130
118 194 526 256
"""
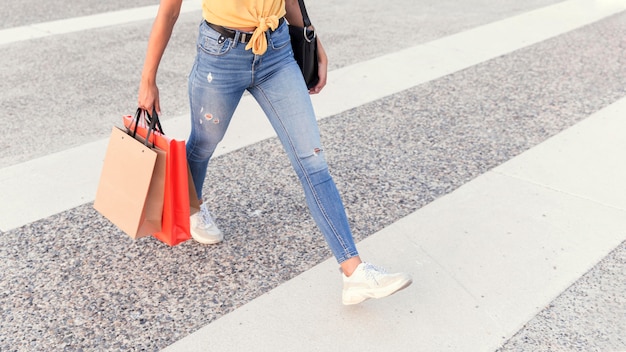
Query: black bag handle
128 108 164 148
296 0 312 28
296 0 316 43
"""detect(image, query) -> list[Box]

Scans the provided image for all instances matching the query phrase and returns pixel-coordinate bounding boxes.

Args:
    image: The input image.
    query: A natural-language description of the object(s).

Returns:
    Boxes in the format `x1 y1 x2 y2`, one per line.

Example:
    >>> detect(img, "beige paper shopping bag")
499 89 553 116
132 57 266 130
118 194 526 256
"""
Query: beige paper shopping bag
94 126 166 238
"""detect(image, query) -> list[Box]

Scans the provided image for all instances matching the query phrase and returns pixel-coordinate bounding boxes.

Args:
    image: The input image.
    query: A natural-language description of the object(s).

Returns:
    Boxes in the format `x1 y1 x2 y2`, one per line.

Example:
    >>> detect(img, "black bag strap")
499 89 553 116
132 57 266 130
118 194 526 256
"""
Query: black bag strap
129 108 164 148
296 0 312 28
144 108 164 136
129 108 142 138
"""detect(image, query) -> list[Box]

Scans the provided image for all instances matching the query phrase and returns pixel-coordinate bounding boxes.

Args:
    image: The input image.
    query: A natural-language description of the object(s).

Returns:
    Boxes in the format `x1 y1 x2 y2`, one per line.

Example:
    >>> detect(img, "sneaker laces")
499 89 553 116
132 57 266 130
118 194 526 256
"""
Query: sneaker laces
362 263 387 282
198 204 217 228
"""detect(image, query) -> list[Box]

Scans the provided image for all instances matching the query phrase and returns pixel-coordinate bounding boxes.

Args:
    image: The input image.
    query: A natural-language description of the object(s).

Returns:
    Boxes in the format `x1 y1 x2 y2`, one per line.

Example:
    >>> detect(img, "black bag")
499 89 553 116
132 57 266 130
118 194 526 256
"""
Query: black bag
289 0 319 89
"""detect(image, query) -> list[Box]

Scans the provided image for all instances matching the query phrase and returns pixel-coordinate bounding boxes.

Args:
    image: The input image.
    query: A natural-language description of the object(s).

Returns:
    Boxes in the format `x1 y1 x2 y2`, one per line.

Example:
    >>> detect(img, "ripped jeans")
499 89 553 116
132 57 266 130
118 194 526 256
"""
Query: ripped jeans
186 20 359 263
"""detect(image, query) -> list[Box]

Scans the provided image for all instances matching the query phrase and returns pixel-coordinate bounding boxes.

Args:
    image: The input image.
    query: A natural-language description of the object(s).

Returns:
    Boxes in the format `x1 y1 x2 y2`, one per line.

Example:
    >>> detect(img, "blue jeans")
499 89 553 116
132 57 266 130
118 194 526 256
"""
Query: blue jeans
186 20 359 263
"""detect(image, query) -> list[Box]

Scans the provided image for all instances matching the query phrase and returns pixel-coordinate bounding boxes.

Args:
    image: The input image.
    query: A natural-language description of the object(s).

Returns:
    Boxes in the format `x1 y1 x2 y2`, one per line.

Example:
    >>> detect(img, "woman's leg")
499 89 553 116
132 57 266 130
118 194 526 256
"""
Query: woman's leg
187 22 251 200
250 80 361 268
186 22 252 244
247 28 360 265
252 71 412 301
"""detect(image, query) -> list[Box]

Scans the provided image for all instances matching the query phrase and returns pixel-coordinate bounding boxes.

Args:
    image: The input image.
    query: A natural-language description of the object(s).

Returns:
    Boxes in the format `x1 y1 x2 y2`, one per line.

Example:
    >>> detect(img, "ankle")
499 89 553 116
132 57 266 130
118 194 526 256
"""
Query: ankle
340 257 362 277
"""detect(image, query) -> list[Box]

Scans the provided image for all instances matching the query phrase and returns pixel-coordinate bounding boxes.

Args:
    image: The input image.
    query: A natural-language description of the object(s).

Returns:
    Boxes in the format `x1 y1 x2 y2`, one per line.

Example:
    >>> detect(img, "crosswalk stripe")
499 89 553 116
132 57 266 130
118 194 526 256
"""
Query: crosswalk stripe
0 1 201 46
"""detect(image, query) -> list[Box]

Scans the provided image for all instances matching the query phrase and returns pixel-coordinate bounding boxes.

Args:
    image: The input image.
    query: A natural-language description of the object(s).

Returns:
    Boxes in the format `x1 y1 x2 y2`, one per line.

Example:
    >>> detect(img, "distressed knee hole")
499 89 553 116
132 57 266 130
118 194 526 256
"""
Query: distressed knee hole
300 147 323 160
200 113 219 124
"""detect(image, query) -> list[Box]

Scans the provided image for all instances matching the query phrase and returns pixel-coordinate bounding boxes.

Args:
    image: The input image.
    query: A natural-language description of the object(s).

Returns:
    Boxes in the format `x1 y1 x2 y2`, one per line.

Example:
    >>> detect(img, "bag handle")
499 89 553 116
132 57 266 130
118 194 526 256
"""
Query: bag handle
296 0 316 43
296 0 313 28
128 108 164 148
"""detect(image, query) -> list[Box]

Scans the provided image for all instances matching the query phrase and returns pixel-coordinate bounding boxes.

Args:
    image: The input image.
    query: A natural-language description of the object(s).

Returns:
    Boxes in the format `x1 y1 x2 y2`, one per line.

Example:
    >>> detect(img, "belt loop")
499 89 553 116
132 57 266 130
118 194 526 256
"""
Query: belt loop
232 31 240 48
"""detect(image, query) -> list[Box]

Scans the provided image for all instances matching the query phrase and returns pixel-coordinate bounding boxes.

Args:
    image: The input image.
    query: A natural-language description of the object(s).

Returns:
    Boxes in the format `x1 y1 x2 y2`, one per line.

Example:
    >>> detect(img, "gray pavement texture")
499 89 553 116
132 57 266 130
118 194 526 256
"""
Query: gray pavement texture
1 1 625 351
0 0 161 29
499 241 626 352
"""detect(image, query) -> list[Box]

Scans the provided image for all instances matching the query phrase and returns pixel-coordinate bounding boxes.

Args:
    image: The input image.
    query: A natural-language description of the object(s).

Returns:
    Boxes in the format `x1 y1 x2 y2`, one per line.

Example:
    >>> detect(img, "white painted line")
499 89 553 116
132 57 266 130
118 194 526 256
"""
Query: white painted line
1 0 625 231
163 97 626 352
0 139 109 231
0 1 201 45
494 98 626 210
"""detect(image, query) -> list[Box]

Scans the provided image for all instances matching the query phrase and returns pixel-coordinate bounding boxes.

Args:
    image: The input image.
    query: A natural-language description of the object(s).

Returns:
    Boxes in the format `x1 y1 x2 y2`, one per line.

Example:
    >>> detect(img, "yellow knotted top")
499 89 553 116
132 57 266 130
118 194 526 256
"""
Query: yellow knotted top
202 0 287 55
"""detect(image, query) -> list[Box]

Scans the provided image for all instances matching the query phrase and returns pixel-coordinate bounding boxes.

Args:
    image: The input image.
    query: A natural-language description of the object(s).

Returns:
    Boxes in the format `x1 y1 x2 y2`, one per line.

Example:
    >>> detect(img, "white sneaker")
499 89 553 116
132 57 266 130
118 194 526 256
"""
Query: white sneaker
342 262 412 305
190 203 223 244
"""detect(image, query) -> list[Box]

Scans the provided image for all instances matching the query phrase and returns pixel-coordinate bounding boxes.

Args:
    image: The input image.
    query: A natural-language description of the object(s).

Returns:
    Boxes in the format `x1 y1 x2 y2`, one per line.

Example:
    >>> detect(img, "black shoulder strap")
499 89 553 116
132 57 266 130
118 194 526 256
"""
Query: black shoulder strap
297 0 312 28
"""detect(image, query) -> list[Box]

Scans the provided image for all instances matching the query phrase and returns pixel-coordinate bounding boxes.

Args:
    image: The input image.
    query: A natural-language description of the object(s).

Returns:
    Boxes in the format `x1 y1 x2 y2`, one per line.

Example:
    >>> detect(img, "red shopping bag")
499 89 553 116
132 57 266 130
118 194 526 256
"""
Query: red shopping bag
124 111 200 246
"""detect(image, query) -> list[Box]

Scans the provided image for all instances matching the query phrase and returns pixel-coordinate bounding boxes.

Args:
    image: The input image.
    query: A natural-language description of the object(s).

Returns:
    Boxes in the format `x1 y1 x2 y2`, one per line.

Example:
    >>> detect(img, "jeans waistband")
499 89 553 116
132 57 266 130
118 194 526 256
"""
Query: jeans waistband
204 17 285 44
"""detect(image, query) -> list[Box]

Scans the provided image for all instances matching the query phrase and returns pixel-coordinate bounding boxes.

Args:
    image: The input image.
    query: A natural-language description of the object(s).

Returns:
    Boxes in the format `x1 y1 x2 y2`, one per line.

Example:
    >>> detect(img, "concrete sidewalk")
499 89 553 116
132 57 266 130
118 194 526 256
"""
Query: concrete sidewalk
164 100 626 351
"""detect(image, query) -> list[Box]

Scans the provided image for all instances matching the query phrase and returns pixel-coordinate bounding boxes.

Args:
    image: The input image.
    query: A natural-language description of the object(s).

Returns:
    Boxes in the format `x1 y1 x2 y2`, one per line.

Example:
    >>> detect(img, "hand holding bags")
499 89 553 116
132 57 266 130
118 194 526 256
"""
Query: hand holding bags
94 109 166 239
289 0 319 89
